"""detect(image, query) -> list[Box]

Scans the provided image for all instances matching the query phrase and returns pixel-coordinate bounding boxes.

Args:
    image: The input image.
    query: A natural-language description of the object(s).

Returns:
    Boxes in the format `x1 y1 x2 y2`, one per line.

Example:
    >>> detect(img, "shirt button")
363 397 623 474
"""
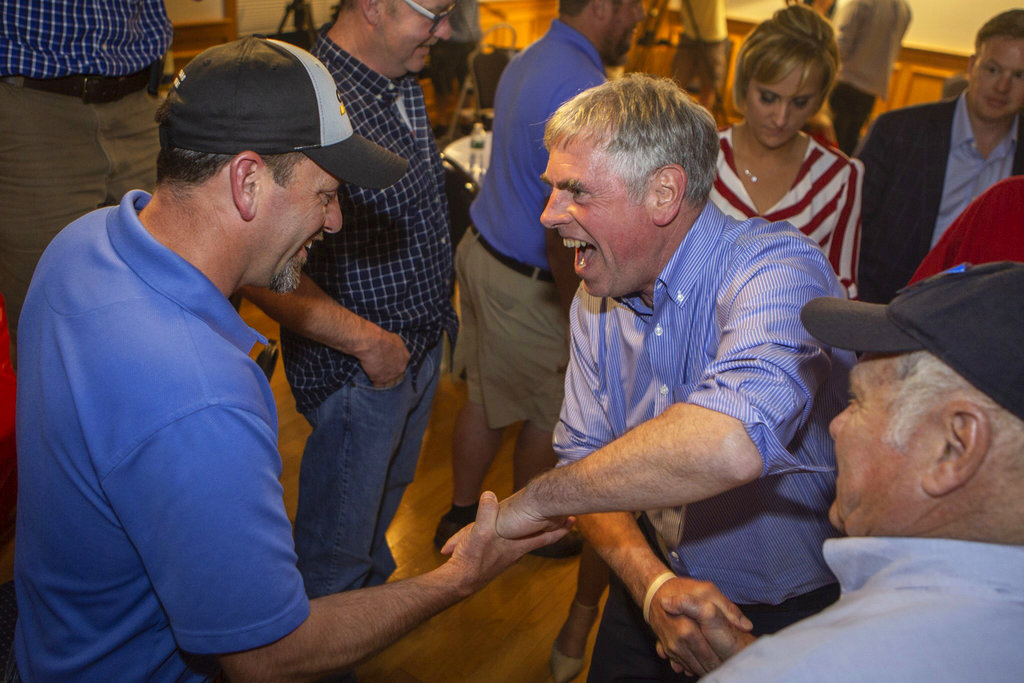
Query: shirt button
654 324 663 336
675 291 684 303
441 237 447 244
670 551 679 560
660 384 669 396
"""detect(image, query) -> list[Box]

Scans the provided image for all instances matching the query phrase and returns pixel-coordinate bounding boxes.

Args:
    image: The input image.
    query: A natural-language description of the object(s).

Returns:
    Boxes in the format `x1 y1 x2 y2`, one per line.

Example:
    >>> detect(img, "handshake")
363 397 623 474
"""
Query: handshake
431 487 573 599
439 485 755 678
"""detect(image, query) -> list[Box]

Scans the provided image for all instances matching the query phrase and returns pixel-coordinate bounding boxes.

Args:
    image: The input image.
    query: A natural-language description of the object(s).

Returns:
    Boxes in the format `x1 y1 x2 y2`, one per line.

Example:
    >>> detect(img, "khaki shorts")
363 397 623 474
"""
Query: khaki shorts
453 229 569 432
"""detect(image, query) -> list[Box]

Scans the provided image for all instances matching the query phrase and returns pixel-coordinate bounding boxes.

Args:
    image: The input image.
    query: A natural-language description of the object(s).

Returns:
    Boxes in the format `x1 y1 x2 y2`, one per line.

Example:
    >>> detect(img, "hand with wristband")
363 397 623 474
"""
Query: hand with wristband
642 570 754 677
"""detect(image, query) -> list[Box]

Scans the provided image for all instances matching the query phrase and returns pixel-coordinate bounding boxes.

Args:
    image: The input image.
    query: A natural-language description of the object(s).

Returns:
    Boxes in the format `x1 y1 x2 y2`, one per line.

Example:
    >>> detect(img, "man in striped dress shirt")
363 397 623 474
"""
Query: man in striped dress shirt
499 73 855 680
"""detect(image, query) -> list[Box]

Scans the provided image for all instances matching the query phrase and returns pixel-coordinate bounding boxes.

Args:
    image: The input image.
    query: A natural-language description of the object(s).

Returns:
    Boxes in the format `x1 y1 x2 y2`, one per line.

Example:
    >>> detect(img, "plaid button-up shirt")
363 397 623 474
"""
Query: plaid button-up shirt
1 0 171 77
281 35 458 415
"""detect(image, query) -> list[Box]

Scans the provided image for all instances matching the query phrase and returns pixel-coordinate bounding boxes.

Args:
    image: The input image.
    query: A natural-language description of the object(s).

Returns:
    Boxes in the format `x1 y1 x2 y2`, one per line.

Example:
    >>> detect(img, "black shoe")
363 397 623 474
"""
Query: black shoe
433 514 469 549
529 528 583 558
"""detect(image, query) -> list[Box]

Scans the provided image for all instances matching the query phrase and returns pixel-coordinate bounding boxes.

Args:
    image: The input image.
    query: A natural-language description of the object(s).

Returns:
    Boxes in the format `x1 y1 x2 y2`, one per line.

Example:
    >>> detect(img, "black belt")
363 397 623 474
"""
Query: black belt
4 68 151 104
471 226 554 282
739 582 839 613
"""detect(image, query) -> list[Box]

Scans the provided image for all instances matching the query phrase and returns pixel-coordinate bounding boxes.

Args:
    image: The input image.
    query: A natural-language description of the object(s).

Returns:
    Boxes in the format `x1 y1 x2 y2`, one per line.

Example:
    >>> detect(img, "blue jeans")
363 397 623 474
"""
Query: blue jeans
293 343 441 599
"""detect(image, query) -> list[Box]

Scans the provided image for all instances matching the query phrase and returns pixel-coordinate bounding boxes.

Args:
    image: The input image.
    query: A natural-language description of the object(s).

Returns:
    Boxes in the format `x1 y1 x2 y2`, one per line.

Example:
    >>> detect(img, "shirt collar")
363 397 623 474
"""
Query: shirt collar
548 19 606 75
952 92 1020 153
106 190 266 353
617 202 727 316
315 36 414 104
824 536 1024 595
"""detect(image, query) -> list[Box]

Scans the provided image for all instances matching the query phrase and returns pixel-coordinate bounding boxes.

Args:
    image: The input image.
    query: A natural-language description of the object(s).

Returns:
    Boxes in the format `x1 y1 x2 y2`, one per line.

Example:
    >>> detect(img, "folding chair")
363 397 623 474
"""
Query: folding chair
441 23 518 146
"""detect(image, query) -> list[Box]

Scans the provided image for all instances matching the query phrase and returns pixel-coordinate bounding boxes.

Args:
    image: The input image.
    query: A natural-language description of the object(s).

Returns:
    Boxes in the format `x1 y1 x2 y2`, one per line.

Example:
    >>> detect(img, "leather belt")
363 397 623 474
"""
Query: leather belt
4 68 151 104
471 226 554 282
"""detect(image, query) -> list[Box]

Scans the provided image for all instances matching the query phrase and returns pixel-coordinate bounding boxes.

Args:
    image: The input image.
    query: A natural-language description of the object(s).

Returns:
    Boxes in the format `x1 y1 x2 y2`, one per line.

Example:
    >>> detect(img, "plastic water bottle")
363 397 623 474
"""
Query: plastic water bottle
469 122 486 181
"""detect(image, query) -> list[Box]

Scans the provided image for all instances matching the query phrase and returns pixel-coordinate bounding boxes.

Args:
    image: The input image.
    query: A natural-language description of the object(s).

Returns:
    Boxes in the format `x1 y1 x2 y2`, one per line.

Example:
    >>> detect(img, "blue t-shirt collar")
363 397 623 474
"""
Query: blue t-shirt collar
548 19 606 75
106 190 266 352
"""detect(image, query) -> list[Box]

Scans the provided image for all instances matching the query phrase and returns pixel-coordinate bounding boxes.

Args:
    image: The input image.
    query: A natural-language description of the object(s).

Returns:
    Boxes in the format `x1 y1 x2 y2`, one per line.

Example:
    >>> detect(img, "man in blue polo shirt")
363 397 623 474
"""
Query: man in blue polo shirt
13 37 567 682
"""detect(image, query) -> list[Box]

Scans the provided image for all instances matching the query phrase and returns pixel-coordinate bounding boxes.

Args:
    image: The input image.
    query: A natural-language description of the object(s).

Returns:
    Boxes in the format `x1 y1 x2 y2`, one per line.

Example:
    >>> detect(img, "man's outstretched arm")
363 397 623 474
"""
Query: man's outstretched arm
218 492 570 682
496 402 763 538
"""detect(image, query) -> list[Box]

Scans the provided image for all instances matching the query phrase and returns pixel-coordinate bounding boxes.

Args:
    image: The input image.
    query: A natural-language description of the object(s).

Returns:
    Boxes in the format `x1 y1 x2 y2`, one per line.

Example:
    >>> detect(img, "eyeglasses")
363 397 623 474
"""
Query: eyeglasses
397 0 457 34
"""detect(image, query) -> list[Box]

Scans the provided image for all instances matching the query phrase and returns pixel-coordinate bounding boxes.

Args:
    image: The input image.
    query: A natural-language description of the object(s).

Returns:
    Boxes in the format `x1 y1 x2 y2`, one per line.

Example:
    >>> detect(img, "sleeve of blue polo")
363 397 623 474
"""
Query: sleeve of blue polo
100 404 309 655
686 232 842 477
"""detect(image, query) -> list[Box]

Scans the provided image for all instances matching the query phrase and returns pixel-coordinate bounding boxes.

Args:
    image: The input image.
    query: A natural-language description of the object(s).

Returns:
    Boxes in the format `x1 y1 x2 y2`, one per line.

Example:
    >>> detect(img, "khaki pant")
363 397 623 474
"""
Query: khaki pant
0 83 160 364
453 229 569 431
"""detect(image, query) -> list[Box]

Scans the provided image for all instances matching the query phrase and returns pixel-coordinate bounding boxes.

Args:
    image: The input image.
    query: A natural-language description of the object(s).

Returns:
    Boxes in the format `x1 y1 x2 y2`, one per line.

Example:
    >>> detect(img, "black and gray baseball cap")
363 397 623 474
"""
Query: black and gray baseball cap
801 262 1024 422
160 36 407 189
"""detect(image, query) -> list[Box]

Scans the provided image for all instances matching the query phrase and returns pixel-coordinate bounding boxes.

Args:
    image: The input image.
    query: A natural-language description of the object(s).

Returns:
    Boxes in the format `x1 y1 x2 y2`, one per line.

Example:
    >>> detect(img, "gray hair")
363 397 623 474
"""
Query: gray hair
886 351 1024 455
543 73 719 205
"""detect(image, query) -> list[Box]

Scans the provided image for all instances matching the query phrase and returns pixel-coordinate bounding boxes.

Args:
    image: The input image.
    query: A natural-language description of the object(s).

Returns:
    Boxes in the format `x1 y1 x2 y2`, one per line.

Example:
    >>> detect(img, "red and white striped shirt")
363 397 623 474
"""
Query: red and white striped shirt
712 128 863 299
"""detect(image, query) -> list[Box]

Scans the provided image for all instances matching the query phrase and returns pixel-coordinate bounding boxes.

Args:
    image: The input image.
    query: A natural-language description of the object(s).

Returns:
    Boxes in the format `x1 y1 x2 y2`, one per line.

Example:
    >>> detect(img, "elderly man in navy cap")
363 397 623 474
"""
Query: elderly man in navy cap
686 261 1024 680
12 37 566 682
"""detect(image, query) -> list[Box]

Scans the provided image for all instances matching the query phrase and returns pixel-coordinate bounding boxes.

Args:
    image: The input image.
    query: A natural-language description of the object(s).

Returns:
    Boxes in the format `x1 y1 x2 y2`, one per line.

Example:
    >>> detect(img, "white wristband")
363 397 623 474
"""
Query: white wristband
642 571 677 623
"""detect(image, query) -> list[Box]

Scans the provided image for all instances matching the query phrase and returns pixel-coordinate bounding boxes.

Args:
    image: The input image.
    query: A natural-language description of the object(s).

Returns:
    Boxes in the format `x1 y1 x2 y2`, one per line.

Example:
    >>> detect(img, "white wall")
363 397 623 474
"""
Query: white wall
726 0 1015 56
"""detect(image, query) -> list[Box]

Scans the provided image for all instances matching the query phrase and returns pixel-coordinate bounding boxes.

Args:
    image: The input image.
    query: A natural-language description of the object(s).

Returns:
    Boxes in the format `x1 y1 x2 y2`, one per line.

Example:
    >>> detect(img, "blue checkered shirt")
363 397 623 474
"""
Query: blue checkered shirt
556 203 856 605
0 0 171 77
280 35 457 415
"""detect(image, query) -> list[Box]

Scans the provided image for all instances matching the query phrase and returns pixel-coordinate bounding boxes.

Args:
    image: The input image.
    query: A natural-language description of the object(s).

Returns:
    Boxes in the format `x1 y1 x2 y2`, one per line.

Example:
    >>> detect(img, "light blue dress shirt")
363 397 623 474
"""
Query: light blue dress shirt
932 94 1020 246
707 536 1024 682
555 203 855 605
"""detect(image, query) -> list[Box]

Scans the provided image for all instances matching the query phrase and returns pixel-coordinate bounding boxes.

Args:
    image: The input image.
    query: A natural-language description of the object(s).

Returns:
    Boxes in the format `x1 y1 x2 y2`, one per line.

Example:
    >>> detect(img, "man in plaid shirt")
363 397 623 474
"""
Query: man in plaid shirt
244 0 459 602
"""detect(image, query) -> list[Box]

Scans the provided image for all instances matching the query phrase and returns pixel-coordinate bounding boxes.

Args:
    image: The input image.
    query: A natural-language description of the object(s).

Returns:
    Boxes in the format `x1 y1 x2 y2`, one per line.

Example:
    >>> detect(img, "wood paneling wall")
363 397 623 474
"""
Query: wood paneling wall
170 0 237 66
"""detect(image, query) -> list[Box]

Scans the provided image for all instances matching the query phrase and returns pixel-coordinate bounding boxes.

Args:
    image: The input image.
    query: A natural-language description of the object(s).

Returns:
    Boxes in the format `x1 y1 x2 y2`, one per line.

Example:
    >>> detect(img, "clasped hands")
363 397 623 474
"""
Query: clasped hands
439 491 754 675
647 576 757 676
437 491 572 590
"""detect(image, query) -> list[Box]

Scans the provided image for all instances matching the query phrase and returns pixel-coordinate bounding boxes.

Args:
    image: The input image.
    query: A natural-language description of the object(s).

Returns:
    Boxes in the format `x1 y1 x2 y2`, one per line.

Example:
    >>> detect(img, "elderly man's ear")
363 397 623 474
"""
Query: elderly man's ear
922 400 992 498
361 0 384 26
648 165 687 227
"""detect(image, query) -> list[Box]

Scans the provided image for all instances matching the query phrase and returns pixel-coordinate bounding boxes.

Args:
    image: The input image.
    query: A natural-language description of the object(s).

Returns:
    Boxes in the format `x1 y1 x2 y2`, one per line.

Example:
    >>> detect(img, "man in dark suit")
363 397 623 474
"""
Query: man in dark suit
856 9 1024 304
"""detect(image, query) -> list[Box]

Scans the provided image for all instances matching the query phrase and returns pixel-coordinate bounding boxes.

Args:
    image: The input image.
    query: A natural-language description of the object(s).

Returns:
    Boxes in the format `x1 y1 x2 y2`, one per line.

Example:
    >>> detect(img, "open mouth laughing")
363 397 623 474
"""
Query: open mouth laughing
563 237 593 270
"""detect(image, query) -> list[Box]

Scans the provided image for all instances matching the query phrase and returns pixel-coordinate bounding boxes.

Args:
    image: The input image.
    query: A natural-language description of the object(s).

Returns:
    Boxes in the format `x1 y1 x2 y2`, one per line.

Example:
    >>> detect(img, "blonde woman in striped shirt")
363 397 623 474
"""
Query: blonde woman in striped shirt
712 4 862 298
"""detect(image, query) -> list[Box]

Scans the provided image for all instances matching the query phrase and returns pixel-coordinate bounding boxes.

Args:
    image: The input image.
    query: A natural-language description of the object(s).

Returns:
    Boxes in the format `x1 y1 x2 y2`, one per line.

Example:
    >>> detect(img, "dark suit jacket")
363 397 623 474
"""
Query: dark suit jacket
856 99 1024 303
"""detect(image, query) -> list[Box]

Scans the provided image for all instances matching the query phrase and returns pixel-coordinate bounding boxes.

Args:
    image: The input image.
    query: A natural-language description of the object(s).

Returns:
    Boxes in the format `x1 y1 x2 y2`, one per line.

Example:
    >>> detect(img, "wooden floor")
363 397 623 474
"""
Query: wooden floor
249 300 602 682
0 299 603 682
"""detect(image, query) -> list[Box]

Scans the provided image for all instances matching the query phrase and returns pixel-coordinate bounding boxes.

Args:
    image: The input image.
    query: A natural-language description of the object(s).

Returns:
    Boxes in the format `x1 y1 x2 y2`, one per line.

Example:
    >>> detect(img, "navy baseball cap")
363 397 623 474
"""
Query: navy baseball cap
160 36 407 189
801 262 1024 422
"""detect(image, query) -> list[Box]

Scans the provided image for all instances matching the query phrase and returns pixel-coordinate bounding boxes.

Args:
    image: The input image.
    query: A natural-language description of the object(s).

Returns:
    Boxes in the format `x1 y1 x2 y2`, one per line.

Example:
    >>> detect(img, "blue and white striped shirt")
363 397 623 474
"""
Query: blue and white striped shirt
281 36 458 415
0 1 171 78
555 202 855 605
